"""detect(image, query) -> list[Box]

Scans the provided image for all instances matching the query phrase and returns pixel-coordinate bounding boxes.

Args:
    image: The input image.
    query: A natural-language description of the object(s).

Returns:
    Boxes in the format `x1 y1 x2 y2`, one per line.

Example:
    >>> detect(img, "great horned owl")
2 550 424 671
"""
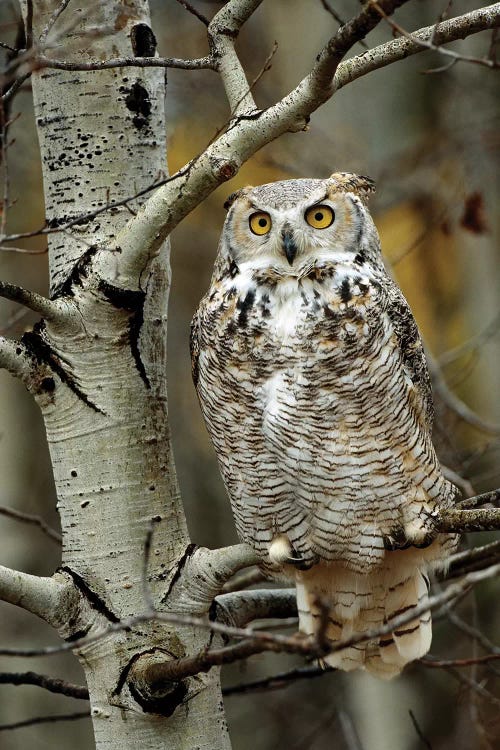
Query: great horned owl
191 173 457 678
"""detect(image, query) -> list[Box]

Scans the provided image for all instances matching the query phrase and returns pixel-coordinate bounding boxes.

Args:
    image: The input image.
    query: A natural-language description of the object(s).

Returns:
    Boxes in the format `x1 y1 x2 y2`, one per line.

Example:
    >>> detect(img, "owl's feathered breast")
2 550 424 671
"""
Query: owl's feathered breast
193 260 430 432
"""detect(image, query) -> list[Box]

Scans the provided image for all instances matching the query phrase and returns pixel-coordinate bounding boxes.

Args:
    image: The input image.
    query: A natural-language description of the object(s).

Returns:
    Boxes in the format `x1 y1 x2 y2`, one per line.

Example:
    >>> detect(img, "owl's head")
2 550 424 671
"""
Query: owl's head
220 172 383 277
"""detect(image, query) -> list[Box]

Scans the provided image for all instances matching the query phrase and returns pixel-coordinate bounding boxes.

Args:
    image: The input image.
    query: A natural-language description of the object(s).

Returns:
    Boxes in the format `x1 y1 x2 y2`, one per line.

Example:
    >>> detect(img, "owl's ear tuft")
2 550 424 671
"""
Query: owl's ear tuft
328 172 376 205
223 187 254 211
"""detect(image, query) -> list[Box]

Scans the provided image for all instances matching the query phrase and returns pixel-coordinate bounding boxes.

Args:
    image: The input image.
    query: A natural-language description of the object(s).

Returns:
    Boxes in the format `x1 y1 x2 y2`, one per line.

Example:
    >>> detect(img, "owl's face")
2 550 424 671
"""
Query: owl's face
221 173 381 277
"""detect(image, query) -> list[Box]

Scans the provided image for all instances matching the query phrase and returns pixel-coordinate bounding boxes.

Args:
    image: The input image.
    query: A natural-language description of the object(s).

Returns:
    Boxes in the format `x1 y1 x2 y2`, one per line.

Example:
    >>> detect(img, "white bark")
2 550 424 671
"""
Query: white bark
7 1 235 748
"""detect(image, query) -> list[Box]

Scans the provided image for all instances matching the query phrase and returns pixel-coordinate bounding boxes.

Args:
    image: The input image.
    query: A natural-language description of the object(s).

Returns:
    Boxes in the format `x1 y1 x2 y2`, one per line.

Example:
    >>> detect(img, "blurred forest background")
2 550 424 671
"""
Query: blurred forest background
0 1 499 748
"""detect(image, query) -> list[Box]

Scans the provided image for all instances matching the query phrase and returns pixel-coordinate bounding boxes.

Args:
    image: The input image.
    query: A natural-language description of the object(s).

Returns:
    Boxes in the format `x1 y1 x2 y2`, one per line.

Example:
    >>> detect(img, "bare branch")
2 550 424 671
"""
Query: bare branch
0 671 88 700
0 711 89 732
166 543 260 614
221 566 265 593
408 710 433 750
445 541 500 581
334 4 500 91
175 0 209 27
36 52 216 72
215 588 296 628
39 0 73 45
371 0 499 69
319 0 369 49
208 0 264 114
0 504 62 544
99 1 500 293
0 566 73 625
428 353 500 435
0 337 35 382
422 653 500 669
438 499 500 534
0 280 67 321
223 664 329 696
456 489 500 510
444 666 500 708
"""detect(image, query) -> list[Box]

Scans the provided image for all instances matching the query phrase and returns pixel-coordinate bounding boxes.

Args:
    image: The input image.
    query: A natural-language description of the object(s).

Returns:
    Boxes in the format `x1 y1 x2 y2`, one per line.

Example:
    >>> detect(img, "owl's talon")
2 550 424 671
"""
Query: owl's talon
383 530 411 551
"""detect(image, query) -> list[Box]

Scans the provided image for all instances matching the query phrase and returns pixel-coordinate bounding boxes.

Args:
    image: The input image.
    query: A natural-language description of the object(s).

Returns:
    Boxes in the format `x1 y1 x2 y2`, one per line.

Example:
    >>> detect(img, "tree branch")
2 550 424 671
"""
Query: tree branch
215 588 296 628
0 671 89 700
0 280 67 322
334 3 500 91
444 540 500 581
438 500 500 534
0 711 89 732
165 543 260 614
36 53 216 72
0 566 73 626
0 337 35 382
208 0 263 114
0 504 62 544
371 0 499 69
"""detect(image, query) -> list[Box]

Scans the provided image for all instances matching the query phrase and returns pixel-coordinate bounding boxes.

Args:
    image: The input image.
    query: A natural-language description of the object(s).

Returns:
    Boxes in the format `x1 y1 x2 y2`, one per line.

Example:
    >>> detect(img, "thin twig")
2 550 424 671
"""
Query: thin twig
319 0 369 49
438 311 500 367
0 505 62 544
445 666 500 708
408 710 433 750
0 280 65 321
428 354 500 435
36 52 216 72
422 653 500 668
370 0 500 69
175 0 209 27
39 0 72 45
0 711 89 732
0 671 88 699
221 567 265 594
223 664 330 696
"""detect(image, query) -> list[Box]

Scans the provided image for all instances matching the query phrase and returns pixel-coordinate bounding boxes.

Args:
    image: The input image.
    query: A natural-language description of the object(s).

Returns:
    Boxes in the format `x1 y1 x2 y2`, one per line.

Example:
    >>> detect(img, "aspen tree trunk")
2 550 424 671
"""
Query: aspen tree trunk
18 2 232 747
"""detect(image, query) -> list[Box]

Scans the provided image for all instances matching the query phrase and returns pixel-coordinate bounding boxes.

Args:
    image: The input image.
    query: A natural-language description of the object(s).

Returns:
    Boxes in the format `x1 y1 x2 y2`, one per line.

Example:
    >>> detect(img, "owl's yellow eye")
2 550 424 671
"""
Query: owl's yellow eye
249 211 272 236
305 204 334 229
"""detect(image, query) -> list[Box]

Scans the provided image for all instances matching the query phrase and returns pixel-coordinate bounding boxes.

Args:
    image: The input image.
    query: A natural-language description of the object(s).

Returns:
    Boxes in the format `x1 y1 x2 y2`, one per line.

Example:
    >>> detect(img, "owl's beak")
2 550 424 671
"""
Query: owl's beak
281 228 298 265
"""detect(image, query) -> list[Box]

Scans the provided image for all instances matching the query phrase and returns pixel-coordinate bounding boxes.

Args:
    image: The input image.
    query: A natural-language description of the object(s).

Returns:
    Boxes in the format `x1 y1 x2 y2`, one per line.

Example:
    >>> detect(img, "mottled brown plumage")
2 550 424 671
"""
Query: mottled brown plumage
191 173 457 677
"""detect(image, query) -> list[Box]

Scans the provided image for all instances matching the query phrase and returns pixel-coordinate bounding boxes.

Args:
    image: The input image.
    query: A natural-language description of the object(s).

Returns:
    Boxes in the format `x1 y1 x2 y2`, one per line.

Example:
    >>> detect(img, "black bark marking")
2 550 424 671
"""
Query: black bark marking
129 674 187 717
130 23 157 57
161 543 198 603
98 280 150 389
60 566 120 623
236 289 255 328
66 626 92 642
124 81 151 130
51 244 99 299
22 322 105 414
40 376 55 392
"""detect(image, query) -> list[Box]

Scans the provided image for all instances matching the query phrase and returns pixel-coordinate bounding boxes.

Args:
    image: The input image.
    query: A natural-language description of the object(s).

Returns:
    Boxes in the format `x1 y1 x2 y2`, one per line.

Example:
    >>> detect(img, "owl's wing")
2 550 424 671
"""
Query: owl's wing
382 280 434 430
189 306 201 387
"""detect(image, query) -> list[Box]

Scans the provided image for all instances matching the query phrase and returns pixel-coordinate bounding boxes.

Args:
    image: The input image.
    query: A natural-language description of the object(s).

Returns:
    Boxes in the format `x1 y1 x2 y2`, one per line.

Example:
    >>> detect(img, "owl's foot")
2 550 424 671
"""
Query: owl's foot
384 509 439 551
269 534 315 570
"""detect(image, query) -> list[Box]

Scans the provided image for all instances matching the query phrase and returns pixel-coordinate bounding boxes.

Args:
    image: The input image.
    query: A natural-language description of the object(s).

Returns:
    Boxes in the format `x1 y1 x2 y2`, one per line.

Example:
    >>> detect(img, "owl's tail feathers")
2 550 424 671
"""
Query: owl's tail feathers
296 557 433 680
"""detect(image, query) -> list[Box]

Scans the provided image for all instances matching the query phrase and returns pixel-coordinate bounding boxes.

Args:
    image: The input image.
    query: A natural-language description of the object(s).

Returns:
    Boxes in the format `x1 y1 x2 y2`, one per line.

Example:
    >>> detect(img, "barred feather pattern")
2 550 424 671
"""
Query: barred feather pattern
191 174 458 678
